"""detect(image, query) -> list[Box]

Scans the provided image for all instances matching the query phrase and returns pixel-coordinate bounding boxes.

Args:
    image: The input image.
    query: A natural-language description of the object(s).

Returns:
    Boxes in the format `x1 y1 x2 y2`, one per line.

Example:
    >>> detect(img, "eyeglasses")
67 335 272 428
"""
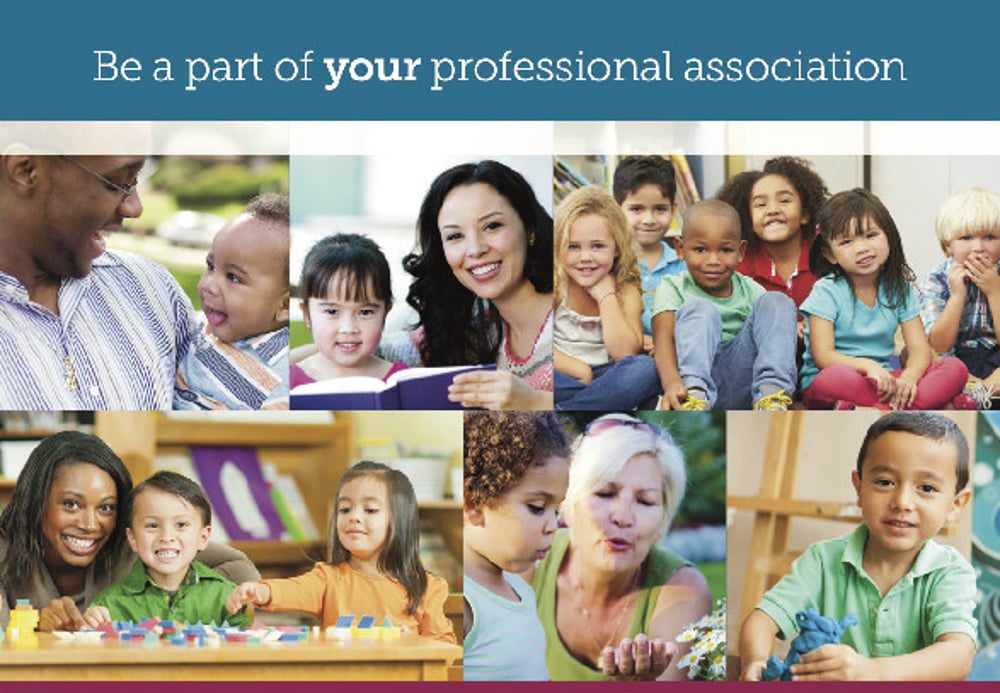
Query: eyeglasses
59 155 139 200
583 416 669 439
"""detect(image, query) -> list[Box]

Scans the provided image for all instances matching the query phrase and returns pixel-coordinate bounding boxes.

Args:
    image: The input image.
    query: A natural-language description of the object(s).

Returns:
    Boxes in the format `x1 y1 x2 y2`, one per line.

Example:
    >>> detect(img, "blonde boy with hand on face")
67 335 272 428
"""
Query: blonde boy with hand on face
174 193 291 410
740 412 976 681
921 188 1000 407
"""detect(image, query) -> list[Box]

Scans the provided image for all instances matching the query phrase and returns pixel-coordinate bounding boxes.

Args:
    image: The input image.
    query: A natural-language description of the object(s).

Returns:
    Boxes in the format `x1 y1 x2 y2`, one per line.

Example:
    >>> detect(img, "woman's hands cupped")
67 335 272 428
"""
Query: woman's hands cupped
598 634 677 681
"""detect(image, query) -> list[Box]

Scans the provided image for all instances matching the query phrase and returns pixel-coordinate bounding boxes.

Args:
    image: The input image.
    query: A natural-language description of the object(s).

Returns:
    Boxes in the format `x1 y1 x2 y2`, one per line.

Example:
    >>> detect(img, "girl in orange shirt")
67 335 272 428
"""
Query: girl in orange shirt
227 461 455 643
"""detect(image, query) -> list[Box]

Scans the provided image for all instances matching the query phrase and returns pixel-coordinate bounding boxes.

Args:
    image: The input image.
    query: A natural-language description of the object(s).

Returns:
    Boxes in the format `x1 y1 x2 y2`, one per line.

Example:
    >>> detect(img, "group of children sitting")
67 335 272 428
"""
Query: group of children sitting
554 155 1000 411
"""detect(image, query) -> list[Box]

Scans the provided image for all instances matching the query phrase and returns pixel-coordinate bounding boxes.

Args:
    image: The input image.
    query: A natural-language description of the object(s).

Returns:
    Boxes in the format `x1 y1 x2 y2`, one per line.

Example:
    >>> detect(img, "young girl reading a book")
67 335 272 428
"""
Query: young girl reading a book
226 460 456 642
289 233 407 388
463 411 570 680
800 189 974 410
554 185 660 410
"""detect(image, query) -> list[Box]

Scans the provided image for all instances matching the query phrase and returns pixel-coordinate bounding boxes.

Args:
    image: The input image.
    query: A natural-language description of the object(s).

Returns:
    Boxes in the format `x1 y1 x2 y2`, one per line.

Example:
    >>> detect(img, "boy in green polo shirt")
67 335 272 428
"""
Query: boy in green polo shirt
82 471 251 628
740 412 976 681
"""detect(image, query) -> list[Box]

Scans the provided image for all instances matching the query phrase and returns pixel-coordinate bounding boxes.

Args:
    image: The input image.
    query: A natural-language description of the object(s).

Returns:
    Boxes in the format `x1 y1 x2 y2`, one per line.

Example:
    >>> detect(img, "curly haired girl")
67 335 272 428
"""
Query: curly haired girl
463 411 570 680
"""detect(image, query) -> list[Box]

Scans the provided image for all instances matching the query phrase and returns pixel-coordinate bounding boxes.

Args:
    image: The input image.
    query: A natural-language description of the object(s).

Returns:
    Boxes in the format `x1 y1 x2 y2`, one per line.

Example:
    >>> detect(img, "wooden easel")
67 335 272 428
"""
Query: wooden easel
728 412 861 629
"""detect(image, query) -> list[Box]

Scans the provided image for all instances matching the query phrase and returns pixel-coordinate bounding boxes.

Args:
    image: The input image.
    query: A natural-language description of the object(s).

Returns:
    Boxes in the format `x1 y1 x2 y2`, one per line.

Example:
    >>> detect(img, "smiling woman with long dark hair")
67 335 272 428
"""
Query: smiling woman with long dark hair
402 160 554 410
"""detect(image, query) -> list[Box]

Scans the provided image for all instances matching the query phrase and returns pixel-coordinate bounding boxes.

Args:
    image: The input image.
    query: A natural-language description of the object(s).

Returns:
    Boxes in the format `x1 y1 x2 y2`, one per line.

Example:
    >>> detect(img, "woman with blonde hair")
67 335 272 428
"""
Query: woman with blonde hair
531 413 712 680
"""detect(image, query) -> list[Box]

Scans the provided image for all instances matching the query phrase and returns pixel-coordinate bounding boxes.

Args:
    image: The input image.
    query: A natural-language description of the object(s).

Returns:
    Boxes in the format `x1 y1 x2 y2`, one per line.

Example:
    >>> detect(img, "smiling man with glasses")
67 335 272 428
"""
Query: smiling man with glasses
0 140 194 410
59 154 141 200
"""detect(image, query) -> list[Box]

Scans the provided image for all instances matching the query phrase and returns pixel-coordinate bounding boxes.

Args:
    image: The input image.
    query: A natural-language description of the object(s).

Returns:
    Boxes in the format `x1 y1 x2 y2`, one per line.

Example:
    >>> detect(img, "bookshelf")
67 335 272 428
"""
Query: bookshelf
554 155 600 201
93 412 351 578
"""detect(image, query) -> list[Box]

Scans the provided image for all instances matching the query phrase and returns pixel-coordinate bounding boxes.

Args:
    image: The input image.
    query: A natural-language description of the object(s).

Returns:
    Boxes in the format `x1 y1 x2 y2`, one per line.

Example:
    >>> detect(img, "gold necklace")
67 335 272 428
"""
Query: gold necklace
63 354 78 391
581 570 640 653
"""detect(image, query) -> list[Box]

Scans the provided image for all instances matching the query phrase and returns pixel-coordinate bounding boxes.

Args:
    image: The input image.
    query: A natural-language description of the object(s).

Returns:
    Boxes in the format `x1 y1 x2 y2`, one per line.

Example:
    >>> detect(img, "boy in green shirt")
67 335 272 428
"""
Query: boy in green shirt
652 199 798 410
83 471 251 628
740 412 976 681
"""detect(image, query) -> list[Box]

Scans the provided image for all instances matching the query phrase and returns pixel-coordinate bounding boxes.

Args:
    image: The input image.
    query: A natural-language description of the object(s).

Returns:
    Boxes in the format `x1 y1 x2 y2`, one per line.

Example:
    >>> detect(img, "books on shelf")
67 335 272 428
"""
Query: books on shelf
290 364 494 411
262 462 321 542
670 150 701 229
554 156 595 201
156 451 319 544
190 447 287 542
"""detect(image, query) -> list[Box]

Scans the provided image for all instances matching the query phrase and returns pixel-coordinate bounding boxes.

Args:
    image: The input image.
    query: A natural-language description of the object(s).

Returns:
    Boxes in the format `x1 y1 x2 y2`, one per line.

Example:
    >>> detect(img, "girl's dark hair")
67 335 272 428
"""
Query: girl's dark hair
130 470 212 528
715 156 829 246
403 160 553 366
715 170 762 242
299 233 392 305
0 431 133 597
809 188 915 309
326 461 427 614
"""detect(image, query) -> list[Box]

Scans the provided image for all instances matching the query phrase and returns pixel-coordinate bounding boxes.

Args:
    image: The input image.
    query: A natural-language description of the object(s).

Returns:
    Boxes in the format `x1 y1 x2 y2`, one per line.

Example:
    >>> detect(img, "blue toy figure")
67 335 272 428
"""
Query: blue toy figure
762 608 859 681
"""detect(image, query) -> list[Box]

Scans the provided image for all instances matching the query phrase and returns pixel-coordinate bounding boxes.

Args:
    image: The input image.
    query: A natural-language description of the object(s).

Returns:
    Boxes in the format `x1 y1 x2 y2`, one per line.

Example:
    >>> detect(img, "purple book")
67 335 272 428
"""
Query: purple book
190 446 285 541
290 364 496 411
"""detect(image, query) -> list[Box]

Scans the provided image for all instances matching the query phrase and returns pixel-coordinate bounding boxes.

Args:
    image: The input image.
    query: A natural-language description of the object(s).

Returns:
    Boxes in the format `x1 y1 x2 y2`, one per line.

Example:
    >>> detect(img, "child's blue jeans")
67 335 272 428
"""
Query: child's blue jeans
554 354 660 410
673 292 798 409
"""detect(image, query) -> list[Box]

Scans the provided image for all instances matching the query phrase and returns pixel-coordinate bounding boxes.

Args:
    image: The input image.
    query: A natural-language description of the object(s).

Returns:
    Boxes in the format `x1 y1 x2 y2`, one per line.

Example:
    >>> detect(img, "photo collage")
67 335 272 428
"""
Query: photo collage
1 122 998 683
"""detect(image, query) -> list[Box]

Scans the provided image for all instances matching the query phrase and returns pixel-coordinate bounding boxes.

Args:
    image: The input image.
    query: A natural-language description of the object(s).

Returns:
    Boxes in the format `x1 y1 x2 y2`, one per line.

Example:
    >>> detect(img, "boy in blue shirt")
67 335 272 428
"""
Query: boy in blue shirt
83 471 251 628
740 412 976 681
612 156 685 352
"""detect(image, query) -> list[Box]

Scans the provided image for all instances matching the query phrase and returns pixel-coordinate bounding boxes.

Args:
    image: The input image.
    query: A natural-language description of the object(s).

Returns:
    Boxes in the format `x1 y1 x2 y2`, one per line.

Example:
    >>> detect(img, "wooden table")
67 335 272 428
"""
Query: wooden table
0 632 462 681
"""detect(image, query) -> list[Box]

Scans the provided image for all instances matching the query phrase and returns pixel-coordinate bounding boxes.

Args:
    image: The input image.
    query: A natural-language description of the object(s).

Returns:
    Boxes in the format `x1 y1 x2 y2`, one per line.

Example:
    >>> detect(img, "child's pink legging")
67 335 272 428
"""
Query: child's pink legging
802 356 969 410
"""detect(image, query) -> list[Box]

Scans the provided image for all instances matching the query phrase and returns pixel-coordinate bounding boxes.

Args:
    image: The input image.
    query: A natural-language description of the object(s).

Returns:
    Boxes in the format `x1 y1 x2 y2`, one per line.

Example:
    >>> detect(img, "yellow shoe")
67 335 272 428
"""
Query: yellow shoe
680 395 709 411
753 390 793 411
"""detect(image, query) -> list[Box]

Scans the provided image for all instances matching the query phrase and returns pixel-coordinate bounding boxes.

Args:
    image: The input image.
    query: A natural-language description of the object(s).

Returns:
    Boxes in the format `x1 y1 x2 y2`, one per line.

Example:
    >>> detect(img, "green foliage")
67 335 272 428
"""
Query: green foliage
289 320 310 350
148 157 289 209
163 265 202 309
696 560 727 604
654 411 726 525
